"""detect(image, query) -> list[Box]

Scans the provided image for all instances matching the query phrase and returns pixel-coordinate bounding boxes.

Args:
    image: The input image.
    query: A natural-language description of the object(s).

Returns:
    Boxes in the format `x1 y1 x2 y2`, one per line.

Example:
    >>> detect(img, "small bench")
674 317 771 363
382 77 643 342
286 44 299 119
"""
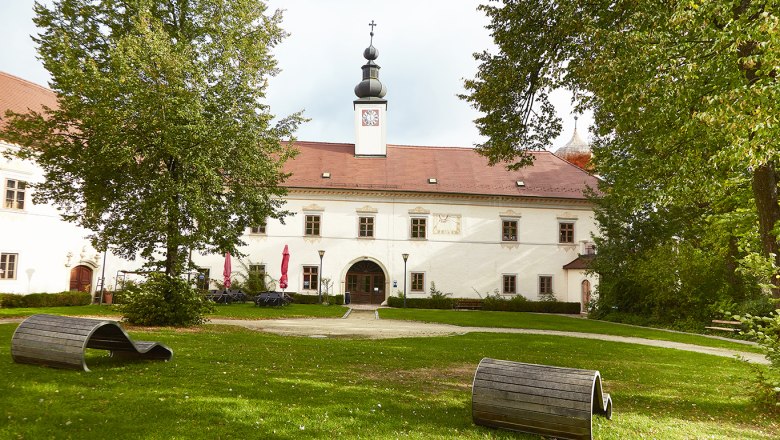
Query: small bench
705 319 742 333
472 358 612 440
454 299 483 310
11 314 173 372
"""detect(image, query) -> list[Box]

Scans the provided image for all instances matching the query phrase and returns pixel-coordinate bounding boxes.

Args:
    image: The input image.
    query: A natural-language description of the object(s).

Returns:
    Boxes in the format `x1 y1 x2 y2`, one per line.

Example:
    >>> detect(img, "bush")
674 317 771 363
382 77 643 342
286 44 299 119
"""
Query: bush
120 273 215 326
288 292 344 305
387 296 455 309
732 307 780 406
0 291 91 308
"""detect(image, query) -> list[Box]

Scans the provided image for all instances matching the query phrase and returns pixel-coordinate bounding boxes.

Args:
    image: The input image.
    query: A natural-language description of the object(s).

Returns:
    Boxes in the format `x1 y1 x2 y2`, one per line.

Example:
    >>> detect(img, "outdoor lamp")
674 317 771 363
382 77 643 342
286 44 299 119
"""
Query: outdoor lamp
402 253 409 308
318 250 325 303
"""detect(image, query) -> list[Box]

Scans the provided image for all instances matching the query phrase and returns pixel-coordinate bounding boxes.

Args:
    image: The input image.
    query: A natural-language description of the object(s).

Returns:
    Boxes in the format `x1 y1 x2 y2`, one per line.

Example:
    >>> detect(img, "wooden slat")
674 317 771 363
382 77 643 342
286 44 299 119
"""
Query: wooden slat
11 314 173 372
705 326 738 332
472 358 611 440
711 320 741 325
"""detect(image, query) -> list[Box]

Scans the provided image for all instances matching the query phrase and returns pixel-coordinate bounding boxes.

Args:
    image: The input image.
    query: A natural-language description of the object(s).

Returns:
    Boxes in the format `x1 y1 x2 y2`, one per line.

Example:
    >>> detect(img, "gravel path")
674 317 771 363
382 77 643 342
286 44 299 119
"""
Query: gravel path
2 311 768 364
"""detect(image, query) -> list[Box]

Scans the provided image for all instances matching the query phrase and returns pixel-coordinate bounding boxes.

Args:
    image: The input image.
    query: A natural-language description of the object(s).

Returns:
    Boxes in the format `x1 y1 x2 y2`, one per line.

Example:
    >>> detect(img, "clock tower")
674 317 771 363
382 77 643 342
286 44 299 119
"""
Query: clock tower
354 21 387 157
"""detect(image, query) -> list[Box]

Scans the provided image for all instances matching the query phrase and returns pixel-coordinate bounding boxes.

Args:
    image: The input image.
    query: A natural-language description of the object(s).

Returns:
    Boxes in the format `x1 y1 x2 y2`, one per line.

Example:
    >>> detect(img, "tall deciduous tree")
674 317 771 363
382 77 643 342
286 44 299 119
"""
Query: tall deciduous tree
2 0 302 279
463 0 780 298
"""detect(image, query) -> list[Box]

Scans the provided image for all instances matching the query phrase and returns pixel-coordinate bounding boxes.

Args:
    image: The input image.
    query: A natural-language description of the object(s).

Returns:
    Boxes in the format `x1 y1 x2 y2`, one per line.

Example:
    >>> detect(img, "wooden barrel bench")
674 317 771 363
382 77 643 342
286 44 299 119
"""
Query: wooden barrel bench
11 314 173 372
472 358 612 440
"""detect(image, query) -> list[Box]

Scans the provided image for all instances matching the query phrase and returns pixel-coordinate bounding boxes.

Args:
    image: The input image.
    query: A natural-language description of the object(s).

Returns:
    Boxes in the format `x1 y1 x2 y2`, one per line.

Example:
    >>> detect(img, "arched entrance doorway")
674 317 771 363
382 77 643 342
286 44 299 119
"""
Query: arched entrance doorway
581 280 591 313
345 260 385 304
70 265 94 292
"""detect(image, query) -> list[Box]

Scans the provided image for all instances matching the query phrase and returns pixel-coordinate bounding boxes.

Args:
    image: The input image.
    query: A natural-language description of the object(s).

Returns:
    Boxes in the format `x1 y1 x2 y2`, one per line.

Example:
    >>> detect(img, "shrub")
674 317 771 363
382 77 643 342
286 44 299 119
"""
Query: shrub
288 292 344 305
731 307 780 406
0 291 91 308
120 273 215 326
387 296 455 309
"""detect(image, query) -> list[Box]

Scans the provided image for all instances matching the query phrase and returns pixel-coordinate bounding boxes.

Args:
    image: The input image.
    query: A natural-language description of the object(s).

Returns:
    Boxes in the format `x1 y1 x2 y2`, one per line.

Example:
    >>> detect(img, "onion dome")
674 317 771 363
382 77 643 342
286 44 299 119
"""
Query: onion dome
354 21 387 99
555 117 590 157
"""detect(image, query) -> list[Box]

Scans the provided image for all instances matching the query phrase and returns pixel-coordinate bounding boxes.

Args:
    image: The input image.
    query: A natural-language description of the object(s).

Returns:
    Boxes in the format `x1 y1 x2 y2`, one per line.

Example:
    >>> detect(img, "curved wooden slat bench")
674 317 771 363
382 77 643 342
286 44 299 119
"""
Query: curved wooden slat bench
472 358 612 440
11 314 173 372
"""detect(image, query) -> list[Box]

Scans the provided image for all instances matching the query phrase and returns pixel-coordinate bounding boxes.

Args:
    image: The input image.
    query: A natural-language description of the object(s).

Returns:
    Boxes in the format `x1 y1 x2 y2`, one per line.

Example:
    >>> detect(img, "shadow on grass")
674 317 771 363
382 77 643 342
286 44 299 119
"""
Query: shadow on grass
0 324 776 439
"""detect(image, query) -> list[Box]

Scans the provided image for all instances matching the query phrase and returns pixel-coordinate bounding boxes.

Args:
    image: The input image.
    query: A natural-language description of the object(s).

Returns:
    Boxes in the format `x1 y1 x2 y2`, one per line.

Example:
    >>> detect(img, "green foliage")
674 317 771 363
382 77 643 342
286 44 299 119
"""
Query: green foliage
120 273 214 326
287 293 344 305
0 292 91 308
387 296 455 309
481 294 580 314
1 0 303 278
732 307 780 405
465 0 780 329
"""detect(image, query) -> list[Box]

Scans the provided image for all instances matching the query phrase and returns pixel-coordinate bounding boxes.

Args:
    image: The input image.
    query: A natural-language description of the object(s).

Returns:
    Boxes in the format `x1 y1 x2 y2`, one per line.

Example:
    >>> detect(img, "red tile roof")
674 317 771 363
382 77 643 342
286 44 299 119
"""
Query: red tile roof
0 71 57 130
284 142 598 199
0 72 598 200
563 255 595 270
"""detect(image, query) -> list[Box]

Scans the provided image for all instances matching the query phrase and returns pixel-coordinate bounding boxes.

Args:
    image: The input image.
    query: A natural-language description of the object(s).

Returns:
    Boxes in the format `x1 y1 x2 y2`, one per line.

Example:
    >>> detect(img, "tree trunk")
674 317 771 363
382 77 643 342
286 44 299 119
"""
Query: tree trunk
751 163 780 298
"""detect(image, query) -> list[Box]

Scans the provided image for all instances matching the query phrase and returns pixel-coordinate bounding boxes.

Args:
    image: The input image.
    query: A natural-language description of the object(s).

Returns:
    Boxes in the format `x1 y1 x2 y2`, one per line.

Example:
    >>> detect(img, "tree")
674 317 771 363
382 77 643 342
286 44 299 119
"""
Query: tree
462 0 780 298
2 0 302 281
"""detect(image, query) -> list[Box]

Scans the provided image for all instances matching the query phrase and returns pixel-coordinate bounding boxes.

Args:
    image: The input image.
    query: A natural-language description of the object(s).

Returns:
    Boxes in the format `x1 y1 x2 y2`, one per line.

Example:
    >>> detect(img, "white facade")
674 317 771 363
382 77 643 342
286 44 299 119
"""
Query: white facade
188 189 598 304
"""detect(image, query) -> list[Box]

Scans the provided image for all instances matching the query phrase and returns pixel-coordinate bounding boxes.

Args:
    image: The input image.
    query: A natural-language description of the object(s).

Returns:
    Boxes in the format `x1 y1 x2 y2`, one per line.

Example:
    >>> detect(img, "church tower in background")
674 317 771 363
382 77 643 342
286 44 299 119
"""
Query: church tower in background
354 21 388 156
554 117 592 170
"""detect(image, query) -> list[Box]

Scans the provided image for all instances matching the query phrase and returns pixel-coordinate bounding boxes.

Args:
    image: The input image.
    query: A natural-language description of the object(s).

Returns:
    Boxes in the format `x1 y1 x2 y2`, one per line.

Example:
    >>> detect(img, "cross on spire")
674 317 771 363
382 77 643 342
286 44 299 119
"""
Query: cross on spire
368 20 377 44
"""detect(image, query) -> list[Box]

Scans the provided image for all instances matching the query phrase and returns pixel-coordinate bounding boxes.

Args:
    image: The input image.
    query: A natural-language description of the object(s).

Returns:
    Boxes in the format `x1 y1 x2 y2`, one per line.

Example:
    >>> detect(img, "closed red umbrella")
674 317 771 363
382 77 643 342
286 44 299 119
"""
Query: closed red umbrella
223 251 232 289
279 245 290 291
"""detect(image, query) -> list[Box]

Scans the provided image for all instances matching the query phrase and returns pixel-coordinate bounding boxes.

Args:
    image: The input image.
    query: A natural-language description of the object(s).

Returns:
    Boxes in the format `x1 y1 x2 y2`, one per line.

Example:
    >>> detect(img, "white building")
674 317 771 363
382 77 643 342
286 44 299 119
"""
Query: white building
0 37 598 308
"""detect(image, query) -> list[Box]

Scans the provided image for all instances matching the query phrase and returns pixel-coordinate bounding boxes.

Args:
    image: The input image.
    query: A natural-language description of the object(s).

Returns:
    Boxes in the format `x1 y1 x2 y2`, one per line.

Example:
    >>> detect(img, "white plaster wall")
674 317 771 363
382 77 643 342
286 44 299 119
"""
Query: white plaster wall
2 141 599 306
353 102 387 156
187 191 599 304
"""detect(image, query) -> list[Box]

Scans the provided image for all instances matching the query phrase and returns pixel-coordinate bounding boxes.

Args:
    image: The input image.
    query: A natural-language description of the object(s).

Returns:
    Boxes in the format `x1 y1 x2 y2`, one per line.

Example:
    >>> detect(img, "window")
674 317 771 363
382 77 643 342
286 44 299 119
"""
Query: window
358 216 374 238
0 253 18 280
196 268 210 290
503 275 517 294
411 272 425 292
539 276 553 295
249 264 265 275
249 222 266 234
410 217 427 239
559 222 574 243
346 274 358 292
303 266 319 290
305 215 321 236
4 179 26 210
502 220 518 241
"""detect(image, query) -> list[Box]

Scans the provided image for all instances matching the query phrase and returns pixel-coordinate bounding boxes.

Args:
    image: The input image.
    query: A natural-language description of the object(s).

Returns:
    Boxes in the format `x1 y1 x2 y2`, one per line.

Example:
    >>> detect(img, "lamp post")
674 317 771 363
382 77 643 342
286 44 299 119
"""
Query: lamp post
318 250 325 304
402 253 409 308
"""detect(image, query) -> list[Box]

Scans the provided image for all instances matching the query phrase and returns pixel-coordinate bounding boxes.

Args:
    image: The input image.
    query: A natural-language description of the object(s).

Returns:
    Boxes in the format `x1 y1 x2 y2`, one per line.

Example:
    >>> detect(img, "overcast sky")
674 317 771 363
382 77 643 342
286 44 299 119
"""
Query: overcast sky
0 0 590 150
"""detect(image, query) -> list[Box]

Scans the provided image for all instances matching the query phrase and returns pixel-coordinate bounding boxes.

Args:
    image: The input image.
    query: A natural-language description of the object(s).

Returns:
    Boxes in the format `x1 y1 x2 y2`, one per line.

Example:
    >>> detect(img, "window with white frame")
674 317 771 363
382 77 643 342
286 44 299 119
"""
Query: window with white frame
302 265 319 290
4 179 26 210
502 274 517 294
502 220 518 242
249 222 266 234
0 253 18 280
358 216 374 238
305 215 321 236
559 221 575 244
410 217 427 239
411 272 425 292
539 275 553 295
249 264 266 275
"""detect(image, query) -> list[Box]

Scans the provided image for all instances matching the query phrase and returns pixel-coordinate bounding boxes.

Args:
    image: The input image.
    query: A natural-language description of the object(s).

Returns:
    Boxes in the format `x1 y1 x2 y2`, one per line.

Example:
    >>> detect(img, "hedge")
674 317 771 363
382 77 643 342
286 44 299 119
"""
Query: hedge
387 296 581 314
0 291 92 308
288 292 344 305
387 296 455 309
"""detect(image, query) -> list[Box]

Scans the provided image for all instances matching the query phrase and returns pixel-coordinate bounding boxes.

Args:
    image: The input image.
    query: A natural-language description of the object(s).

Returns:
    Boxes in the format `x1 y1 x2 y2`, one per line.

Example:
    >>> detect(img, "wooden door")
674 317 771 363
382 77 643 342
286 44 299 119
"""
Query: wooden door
69 265 93 292
581 280 591 313
346 261 385 304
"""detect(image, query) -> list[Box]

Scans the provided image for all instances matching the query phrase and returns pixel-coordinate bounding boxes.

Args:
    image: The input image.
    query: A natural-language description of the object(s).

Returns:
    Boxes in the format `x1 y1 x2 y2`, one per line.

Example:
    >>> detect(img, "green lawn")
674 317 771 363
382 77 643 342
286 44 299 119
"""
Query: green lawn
0 323 776 439
0 303 347 320
378 308 763 354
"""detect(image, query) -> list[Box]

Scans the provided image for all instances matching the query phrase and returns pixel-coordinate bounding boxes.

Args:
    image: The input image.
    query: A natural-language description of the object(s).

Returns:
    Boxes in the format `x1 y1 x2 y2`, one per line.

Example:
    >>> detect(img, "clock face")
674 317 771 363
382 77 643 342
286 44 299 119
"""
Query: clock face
362 109 380 126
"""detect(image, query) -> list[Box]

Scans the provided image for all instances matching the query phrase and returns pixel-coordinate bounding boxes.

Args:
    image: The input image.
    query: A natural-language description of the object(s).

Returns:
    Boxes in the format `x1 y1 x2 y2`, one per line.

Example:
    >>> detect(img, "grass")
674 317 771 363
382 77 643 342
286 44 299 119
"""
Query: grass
378 308 764 354
0 303 347 320
0 323 777 439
